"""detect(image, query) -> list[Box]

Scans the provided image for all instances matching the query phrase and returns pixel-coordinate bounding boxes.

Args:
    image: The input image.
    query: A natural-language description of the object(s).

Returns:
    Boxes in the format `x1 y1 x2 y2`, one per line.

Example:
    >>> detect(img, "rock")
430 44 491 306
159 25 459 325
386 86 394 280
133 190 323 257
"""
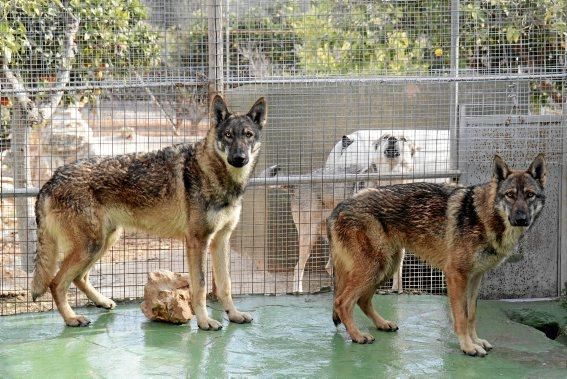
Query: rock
505 308 561 340
140 270 193 324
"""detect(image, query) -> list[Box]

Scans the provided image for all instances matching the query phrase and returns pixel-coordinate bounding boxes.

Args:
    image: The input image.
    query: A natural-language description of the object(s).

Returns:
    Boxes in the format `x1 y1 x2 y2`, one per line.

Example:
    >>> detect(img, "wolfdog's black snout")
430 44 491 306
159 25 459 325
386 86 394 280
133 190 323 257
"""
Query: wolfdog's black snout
510 210 529 227
229 153 249 168
384 137 400 158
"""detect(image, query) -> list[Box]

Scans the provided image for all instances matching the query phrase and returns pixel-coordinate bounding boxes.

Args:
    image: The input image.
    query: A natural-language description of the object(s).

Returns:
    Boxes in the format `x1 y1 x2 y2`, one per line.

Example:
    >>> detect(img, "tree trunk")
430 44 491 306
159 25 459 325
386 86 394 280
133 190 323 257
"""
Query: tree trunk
11 103 37 273
2 6 79 272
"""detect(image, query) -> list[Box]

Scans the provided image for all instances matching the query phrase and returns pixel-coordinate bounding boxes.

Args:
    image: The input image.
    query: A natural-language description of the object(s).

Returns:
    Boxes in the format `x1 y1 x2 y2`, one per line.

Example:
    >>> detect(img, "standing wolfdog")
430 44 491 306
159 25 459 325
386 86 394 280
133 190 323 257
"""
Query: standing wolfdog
31 95 267 330
328 154 546 356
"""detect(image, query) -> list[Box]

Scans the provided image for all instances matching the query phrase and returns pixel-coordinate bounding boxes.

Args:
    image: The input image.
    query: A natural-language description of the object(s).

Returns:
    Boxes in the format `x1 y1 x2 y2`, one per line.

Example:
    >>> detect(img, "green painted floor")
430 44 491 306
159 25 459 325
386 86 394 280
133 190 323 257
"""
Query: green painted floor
0 294 565 378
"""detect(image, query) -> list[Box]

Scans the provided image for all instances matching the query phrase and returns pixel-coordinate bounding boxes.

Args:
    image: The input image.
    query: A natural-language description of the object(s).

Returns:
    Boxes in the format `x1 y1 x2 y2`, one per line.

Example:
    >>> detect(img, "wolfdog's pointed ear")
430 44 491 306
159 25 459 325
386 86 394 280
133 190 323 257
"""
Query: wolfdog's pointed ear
211 95 230 127
527 153 546 187
247 97 267 129
493 155 511 181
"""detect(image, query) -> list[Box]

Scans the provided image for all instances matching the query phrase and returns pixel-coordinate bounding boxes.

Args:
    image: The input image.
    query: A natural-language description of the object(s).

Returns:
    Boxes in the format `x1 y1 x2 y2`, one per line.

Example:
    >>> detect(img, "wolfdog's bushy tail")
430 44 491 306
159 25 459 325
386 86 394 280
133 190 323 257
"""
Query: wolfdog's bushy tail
327 218 342 327
332 279 342 326
31 198 57 301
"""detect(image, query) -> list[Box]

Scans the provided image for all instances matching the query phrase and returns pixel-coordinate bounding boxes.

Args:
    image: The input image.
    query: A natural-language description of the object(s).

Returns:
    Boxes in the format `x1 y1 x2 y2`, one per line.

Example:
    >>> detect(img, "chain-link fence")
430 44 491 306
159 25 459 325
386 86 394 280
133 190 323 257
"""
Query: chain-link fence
0 0 565 315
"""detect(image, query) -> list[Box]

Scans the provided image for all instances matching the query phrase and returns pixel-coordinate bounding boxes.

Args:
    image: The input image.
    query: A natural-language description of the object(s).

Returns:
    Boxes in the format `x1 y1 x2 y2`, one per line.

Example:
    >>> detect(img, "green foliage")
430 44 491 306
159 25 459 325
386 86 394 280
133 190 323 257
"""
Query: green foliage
461 0 567 72
164 1 301 78
162 8 207 73
293 0 566 76
228 1 301 77
2 0 564 107
0 0 160 88
0 104 10 150
71 0 160 79
293 0 449 75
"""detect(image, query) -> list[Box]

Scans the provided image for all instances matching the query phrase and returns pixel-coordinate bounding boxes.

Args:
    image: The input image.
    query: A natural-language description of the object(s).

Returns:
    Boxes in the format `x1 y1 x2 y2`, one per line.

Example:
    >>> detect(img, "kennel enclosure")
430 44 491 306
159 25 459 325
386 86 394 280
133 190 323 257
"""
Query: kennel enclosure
0 0 565 316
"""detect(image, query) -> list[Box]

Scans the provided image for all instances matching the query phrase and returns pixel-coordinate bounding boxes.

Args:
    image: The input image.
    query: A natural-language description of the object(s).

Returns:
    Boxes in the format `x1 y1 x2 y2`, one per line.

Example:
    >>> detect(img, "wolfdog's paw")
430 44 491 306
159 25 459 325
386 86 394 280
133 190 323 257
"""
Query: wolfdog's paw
66 315 91 327
351 332 375 344
377 320 399 332
227 310 253 324
96 298 116 310
461 343 487 357
197 317 223 331
474 338 493 351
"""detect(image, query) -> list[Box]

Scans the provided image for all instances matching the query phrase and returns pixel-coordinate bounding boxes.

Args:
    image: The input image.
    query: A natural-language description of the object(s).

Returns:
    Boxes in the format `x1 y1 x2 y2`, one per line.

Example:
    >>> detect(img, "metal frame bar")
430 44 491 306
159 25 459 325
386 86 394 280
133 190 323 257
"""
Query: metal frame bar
464 115 563 125
560 92 567 296
222 73 567 85
2 74 566 95
248 171 461 187
1 171 462 199
449 0 460 173
208 0 224 94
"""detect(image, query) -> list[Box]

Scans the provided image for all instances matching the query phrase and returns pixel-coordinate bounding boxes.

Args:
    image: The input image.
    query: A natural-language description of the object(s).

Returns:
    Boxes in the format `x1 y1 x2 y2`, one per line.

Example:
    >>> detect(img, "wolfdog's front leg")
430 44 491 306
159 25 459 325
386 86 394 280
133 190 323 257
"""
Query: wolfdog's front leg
210 226 253 324
186 235 223 331
467 273 493 351
446 268 487 357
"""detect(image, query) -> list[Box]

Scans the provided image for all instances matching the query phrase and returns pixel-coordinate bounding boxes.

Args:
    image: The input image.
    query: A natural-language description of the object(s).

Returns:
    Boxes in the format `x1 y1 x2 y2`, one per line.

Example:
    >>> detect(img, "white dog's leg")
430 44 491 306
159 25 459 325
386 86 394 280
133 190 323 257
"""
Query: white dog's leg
292 220 321 293
391 248 404 294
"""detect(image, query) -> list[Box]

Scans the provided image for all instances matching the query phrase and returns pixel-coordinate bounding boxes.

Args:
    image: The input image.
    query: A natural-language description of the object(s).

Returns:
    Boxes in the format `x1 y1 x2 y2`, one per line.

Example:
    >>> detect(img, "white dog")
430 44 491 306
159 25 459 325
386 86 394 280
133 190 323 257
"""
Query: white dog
266 131 419 293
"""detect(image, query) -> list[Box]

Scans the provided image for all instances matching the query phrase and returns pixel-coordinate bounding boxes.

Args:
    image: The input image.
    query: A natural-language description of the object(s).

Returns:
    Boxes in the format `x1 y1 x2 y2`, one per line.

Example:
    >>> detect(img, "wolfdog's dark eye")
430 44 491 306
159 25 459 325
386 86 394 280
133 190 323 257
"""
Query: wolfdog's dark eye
224 131 232 139
245 131 254 138
505 191 515 199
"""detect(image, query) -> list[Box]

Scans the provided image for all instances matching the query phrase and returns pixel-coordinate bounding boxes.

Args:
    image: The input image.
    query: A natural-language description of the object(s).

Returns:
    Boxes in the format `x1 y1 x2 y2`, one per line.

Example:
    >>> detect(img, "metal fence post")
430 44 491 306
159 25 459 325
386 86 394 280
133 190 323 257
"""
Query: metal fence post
560 82 567 296
449 0 460 175
207 0 224 96
11 103 37 272
560 33 567 296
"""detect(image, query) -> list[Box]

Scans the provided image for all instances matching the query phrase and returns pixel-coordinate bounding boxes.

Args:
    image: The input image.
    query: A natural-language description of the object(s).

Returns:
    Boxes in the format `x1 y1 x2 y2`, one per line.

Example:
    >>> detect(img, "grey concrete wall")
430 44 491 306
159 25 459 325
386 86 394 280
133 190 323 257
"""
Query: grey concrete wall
459 114 564 299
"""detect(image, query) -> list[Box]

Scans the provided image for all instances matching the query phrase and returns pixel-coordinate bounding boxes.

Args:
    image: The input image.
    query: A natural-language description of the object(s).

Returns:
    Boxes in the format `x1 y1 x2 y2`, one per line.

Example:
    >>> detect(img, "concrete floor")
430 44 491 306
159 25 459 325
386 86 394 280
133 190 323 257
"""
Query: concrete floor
0 294 565 378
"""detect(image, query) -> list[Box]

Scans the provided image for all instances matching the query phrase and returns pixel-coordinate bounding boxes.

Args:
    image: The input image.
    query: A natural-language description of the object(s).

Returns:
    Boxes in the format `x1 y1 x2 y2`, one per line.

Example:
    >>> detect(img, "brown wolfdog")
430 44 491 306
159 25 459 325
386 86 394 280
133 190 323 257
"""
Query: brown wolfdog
327 154 546 356
31 95 267 329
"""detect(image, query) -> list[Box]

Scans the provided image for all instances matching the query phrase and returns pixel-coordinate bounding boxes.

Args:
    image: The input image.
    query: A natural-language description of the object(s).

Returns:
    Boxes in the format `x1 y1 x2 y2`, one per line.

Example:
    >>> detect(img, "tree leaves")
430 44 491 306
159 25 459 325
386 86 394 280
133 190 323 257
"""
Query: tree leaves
506 27 521 44
0 0 159 89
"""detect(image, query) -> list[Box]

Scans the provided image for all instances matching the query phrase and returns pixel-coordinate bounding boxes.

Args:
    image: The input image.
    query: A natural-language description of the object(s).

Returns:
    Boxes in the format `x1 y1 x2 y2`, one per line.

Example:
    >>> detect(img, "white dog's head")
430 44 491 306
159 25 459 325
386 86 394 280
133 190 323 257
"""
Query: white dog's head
371 133 418 173
324 130 420 188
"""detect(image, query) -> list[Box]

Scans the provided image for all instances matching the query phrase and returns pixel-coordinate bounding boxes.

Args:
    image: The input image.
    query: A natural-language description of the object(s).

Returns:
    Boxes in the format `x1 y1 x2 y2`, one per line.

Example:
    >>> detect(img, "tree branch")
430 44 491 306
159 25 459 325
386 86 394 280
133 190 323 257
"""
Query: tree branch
38 5 80 121
1 5 80 125
135 71 180 136
1 58 41 125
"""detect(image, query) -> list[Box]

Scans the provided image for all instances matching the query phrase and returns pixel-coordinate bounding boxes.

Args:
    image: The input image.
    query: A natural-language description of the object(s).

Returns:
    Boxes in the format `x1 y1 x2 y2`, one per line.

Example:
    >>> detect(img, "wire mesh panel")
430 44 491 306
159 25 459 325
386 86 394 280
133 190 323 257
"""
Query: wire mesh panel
0 0 565 316
229 81 455 294
0 1 209 315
